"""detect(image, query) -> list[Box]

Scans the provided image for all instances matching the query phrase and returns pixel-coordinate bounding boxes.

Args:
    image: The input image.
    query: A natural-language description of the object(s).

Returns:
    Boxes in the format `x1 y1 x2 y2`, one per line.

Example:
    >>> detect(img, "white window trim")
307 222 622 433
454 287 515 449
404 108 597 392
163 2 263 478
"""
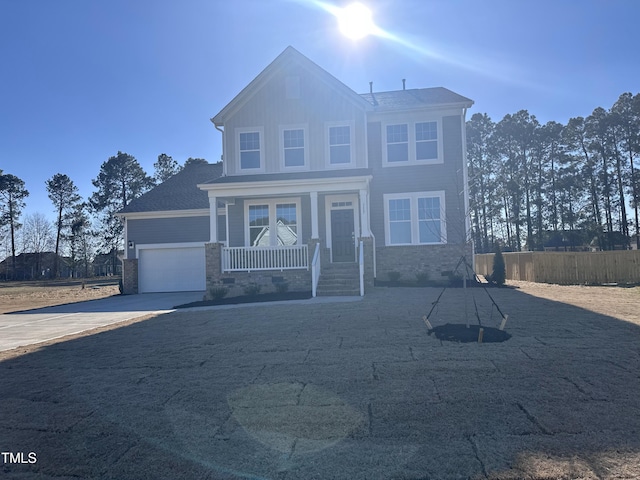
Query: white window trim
244 197 302 247
325 121 355 168
382 120 443 167
279 124 309 171
236 127 265 172
383 191 446 246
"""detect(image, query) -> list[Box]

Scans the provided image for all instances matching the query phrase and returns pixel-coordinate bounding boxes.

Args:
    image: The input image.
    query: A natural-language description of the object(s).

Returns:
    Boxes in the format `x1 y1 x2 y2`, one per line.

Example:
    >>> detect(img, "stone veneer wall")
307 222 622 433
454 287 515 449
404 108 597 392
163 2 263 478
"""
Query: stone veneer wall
205 242 312 299
122 259 138 295
375 243 473 284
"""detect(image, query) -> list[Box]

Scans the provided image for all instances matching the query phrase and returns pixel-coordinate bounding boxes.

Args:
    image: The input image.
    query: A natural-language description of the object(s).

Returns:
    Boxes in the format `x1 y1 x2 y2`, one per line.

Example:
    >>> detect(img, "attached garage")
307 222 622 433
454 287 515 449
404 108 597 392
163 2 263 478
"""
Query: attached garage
138 245 206 293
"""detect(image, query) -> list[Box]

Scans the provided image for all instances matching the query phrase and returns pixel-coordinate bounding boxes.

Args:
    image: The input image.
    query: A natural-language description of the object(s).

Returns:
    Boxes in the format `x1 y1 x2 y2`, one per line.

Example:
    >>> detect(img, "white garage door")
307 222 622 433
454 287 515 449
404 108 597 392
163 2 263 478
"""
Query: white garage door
138 246 206 293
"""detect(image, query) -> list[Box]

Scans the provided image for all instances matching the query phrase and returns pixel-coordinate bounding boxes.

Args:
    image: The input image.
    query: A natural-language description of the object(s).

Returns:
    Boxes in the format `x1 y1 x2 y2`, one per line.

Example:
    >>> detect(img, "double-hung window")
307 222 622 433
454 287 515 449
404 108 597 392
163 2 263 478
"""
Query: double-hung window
329 125 351 165
239 130 262 170
283 128 305 168
386 124 409 163
248 204 270 246
384 120 440 165
384 192 446 245
275 203 298 245
246 199 300 247
418 196 442 243
415 121 437 160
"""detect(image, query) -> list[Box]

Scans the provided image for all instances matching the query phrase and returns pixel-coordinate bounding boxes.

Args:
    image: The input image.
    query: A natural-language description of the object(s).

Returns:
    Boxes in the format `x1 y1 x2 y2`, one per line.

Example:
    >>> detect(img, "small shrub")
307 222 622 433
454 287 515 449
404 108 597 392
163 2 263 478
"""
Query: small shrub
208 285 228 300
388 271 402 282
243 282 262 296
491 245 506 286
275 282 289 294
415 272 430 284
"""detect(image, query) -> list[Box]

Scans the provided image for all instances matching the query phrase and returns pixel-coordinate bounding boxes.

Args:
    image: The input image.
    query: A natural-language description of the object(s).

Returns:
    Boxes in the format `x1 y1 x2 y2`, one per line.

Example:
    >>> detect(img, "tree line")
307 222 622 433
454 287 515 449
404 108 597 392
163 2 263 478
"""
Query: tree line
467 92 640 253
0 154 206 280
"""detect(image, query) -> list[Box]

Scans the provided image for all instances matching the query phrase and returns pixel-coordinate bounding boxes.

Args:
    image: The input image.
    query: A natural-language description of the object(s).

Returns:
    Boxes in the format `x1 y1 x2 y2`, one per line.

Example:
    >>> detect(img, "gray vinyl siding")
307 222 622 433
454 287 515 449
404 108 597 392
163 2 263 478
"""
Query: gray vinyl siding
127 216 209 259
223 62 367 176
368 115 467 245
300 194 312 242
228 201 245 247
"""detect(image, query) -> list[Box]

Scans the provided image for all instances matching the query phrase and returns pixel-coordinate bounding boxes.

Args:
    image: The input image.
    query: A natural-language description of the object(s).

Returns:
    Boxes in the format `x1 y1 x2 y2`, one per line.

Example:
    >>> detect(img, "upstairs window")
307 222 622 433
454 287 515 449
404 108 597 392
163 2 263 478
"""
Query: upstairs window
383 120 441 166
239 131 261 170
283 128 305 167
415 121 438 160
329 126 351 164
386 124 409 163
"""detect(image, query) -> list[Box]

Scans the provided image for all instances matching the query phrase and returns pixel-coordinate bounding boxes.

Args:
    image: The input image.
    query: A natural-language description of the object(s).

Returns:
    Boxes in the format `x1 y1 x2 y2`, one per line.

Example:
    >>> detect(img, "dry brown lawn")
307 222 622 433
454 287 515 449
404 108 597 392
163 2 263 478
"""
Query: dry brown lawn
0 279 120 314
1 280 640 479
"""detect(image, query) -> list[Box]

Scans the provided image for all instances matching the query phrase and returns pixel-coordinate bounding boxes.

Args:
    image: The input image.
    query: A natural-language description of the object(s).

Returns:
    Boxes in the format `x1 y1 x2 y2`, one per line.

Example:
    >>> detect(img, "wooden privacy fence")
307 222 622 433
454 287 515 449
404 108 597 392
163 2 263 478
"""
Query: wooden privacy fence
475 250 640 285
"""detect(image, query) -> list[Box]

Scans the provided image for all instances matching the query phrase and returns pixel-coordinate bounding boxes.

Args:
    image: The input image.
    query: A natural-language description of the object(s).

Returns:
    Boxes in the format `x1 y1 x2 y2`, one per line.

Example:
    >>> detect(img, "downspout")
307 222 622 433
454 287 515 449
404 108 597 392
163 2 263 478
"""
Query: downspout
460 106 473 270
368 179 377 279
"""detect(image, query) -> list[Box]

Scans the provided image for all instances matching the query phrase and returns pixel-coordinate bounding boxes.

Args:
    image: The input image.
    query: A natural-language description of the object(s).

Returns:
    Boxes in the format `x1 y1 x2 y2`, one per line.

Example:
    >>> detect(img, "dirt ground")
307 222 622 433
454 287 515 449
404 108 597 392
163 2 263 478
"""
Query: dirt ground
0 279 120 314
508 280 640 323
2 281 640 479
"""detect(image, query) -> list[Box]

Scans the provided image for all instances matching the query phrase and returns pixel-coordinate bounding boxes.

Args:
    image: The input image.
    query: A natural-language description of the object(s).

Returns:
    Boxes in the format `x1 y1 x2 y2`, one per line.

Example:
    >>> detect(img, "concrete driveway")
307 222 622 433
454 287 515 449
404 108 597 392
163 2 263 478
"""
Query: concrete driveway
0 291 204 352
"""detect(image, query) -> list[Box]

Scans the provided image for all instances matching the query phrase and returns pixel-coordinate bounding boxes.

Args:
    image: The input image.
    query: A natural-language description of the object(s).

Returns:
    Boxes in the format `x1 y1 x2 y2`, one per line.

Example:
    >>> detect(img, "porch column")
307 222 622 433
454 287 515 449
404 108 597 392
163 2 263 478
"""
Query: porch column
310 191 319 239
359 189 370 236
209 195 218 243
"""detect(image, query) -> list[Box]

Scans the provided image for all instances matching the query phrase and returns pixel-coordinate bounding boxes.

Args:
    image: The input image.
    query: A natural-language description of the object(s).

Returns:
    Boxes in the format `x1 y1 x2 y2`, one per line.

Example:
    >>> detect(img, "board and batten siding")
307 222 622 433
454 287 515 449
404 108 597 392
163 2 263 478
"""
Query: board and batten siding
367 115 468 246
126 215 226 258
222 62 367 175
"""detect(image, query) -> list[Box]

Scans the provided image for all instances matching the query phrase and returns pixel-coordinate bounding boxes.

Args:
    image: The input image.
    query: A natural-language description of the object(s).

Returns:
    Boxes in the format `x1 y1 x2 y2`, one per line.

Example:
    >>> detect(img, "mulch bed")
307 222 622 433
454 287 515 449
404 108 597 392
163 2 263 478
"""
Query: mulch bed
176 291 312 309
428 323 511 343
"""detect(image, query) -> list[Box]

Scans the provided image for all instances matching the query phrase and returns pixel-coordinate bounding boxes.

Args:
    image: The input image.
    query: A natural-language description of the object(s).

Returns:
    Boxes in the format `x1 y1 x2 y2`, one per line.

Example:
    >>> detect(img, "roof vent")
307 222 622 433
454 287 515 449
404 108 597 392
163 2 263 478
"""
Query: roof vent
369 81 373 94
402 79 406 90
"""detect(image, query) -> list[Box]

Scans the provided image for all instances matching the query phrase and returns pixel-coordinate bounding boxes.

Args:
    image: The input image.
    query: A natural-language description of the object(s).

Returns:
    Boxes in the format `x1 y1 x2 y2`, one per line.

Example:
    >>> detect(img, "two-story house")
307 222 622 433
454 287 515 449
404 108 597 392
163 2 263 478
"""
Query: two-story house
119 46 473 296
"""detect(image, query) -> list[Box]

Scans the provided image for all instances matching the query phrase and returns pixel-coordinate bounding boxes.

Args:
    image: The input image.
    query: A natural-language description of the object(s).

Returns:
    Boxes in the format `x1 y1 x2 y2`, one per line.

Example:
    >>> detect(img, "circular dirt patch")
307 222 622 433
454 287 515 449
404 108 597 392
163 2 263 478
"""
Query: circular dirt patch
429 323 511 343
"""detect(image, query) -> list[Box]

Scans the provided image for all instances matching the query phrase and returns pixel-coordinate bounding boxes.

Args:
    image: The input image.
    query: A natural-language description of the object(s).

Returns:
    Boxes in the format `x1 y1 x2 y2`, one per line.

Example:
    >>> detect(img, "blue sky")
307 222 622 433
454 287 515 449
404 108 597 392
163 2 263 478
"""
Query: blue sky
1 0 639 223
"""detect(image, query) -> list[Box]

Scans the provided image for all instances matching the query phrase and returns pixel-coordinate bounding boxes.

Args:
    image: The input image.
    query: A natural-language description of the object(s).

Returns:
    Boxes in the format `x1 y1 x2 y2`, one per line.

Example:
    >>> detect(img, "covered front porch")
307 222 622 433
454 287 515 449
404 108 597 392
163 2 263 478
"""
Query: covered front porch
197 170 375 297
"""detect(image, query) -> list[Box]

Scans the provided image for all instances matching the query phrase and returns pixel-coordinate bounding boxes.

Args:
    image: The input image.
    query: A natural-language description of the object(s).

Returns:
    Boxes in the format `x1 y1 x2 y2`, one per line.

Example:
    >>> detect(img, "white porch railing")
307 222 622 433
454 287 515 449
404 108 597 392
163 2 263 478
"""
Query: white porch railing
311 243 321 298
222 245 309 272
359 240 364 296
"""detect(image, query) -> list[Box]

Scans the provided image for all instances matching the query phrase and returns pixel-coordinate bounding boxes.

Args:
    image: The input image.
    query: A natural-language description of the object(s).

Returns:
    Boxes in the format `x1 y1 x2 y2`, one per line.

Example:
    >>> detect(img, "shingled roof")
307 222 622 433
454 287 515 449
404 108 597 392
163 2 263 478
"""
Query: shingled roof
360 87 473 111
119 162 223 214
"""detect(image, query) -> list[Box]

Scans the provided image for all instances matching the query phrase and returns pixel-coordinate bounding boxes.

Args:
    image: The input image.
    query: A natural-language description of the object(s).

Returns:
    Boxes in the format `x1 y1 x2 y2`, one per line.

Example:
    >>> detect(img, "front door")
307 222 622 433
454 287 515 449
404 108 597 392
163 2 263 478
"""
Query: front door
331 209 355 262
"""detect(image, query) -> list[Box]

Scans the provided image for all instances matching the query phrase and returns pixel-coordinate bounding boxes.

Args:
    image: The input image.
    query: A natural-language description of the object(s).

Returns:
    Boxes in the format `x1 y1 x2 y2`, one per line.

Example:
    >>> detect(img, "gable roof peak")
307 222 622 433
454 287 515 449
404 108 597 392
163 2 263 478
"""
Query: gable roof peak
212 46 371 125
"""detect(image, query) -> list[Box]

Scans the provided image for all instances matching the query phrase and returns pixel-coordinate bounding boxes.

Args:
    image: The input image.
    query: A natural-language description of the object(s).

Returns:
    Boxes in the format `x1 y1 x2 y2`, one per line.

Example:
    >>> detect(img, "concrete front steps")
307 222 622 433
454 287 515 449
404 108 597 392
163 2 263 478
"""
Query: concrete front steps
316 262 361 296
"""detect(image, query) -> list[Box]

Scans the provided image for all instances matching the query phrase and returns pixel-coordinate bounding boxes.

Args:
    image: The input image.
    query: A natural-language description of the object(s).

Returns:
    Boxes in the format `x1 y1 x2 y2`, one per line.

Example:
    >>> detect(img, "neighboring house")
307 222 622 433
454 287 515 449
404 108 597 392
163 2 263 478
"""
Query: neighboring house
0 252 72 280
92 250 124 277
119 46 473 296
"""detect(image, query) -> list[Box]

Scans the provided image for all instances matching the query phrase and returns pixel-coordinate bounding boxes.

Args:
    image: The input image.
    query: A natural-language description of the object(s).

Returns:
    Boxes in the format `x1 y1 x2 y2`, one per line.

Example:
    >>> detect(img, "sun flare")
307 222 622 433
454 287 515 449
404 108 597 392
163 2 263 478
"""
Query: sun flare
337 2 375 40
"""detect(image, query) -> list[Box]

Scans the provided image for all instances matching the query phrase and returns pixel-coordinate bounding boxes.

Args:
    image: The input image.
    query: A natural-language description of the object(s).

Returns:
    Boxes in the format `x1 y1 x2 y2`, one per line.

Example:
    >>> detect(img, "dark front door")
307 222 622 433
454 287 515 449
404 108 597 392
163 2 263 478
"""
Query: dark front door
331 209 355 262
